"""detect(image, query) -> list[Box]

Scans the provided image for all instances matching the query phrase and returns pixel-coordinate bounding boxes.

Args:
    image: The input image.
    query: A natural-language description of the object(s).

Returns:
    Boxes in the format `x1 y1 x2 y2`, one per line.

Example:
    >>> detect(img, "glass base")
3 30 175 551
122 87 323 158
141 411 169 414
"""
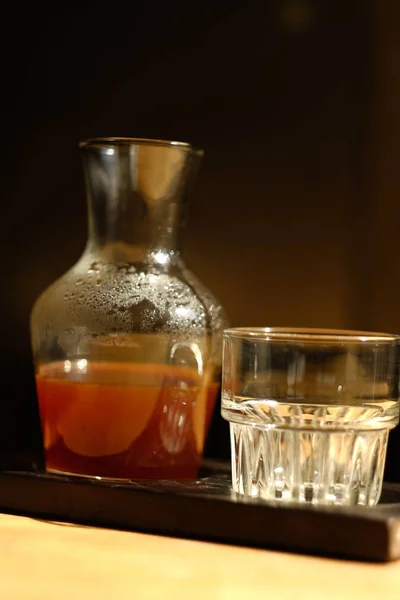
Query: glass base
230 423 389 506
46 463 200 481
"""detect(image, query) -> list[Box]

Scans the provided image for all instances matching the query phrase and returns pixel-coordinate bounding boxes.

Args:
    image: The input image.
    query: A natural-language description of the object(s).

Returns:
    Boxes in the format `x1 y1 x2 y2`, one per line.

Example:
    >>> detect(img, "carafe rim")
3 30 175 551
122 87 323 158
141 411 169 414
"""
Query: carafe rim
79 137 204 156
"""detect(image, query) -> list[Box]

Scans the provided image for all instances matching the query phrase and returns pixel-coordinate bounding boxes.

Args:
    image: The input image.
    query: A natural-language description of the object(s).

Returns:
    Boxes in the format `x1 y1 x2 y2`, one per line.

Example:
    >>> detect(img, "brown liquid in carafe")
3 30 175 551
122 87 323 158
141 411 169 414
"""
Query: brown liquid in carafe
36 361 219 480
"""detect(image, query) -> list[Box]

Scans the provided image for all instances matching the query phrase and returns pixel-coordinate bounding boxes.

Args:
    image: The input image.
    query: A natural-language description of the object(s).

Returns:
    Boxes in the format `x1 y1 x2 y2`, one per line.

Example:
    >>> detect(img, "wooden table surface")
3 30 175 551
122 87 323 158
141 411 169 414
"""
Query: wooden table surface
0 513 399 599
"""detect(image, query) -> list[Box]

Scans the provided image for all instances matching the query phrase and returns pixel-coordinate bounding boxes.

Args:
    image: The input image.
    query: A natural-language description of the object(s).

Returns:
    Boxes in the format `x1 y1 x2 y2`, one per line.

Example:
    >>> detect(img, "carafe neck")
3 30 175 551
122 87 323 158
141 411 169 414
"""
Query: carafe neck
80 138 202 264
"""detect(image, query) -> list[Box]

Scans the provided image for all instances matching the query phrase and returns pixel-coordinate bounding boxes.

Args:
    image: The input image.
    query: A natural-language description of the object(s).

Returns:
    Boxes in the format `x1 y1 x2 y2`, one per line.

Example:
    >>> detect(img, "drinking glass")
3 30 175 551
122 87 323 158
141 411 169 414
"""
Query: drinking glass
222 328 400 506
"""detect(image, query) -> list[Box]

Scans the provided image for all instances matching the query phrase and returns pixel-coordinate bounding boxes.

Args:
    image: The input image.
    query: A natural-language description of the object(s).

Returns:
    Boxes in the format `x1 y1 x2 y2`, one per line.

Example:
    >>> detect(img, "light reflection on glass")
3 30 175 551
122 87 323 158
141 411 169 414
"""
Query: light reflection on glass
77 358 88 372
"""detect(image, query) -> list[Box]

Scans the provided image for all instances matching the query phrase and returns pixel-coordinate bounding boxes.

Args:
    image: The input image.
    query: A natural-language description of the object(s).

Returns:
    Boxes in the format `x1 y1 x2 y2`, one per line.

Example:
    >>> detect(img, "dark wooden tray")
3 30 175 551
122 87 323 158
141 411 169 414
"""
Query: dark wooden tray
0 461 399 562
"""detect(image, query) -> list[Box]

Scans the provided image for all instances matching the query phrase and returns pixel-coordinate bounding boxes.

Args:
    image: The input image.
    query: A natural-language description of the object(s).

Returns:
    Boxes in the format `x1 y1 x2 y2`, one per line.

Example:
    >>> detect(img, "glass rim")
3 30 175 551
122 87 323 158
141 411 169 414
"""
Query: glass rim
223 327 399 344
79 137 204 156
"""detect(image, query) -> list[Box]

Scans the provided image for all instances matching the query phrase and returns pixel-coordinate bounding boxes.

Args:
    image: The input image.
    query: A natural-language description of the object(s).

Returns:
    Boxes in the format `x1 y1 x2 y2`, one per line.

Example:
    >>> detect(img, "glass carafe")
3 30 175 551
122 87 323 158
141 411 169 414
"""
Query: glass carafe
31 138 228 480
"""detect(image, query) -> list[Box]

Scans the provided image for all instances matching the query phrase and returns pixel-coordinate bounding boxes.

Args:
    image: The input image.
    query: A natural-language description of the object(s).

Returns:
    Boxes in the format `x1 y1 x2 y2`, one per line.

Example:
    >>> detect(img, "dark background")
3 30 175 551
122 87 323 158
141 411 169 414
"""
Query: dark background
2 1 400 479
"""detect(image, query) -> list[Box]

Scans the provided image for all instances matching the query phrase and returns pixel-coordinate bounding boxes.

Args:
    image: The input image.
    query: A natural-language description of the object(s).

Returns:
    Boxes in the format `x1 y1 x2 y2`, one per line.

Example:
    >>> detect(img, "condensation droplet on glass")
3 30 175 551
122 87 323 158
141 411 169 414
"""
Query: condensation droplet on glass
88 261 102 274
